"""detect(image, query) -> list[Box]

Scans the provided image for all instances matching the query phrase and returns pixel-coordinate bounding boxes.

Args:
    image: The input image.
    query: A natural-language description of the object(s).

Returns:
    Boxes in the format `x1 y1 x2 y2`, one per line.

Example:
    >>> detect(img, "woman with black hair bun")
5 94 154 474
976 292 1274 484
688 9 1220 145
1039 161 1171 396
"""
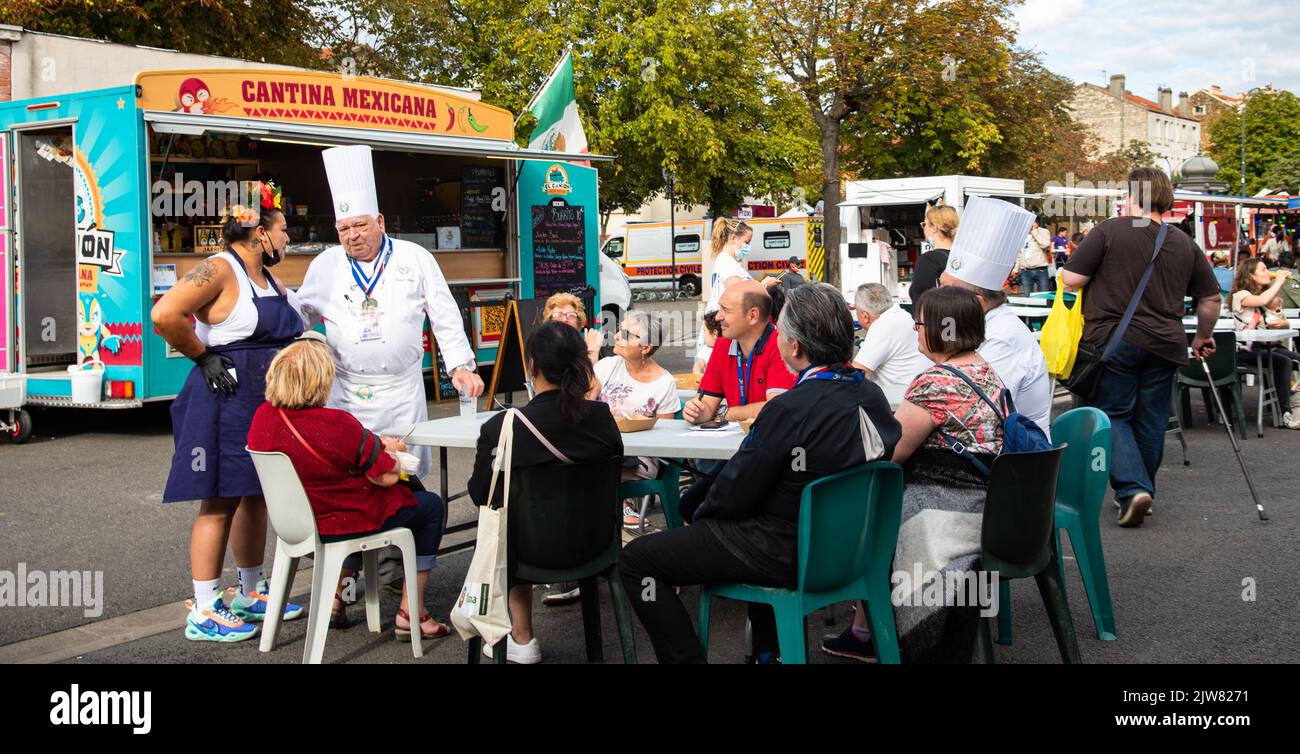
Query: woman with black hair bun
466 321 623 663
151 182 308 643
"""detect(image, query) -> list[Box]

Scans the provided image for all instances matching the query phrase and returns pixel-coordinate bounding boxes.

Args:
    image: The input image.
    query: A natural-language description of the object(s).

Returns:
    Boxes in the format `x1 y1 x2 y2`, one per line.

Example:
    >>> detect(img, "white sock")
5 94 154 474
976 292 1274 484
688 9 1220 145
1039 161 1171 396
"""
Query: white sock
193 579 221 609
238 566 263 597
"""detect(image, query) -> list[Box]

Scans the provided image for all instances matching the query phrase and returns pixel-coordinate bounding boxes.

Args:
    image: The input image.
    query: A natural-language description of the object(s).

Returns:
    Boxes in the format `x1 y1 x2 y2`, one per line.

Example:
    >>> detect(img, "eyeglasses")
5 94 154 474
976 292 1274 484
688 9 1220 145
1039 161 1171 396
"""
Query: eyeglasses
617 328 641 342
551 311 580 322
913 321 925 331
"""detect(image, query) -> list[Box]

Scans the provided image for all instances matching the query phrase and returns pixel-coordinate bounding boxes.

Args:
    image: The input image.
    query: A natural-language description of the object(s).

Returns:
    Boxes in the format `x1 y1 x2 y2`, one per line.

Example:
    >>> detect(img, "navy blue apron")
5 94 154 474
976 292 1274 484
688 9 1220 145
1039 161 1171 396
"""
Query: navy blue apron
163 251 305 502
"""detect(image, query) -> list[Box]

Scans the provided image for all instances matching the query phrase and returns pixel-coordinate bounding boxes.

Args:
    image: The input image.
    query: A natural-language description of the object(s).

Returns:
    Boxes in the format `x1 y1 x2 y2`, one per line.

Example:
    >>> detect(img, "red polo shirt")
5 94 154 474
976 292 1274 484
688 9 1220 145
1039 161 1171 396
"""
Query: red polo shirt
699 322 796 406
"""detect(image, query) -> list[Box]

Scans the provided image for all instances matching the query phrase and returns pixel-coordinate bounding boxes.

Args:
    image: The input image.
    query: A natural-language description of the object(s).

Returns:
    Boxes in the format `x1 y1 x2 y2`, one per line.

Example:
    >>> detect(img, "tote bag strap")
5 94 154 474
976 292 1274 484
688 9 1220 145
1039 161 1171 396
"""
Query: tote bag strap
513 410 574 464
486 409 517 511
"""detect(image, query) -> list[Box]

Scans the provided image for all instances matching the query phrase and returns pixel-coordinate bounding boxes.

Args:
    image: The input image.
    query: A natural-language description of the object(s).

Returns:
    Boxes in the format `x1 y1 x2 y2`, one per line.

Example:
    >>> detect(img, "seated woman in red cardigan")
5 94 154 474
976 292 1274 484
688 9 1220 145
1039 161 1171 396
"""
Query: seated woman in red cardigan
247 339 449 639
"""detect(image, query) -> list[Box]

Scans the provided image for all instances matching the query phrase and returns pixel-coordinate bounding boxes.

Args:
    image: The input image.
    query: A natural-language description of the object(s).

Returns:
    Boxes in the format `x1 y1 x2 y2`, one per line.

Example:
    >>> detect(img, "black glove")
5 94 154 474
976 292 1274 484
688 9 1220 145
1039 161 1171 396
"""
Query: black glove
193 351 238 395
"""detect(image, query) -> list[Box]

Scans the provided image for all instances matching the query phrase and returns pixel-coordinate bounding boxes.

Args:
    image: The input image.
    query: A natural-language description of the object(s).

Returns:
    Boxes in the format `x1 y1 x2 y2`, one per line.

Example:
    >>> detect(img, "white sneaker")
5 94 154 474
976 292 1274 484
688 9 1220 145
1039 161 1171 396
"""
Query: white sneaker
483 634 543 664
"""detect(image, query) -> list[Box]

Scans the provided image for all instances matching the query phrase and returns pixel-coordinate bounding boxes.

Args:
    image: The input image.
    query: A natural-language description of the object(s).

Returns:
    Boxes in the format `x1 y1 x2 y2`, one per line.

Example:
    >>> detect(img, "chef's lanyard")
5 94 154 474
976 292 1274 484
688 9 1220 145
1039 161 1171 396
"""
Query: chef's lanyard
735 346 757 406
798 365 865 385
349 236 393 303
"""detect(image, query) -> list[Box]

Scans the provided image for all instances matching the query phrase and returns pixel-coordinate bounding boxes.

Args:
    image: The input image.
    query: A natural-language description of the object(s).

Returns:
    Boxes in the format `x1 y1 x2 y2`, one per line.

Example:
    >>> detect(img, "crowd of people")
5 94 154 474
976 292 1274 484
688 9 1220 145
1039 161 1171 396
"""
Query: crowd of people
154 161 1268 663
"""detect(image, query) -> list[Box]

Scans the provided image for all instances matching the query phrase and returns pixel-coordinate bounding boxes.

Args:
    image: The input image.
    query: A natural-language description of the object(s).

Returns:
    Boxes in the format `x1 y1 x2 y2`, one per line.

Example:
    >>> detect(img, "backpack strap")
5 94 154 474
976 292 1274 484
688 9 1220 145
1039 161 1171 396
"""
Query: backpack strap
513 410 574 464
934 364 1005 477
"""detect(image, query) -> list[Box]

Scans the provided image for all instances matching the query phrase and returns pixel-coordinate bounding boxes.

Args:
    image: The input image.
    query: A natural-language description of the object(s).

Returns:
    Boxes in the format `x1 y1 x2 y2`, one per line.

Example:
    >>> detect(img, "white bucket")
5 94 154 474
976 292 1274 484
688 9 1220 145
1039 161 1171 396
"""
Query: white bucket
68 367 104 404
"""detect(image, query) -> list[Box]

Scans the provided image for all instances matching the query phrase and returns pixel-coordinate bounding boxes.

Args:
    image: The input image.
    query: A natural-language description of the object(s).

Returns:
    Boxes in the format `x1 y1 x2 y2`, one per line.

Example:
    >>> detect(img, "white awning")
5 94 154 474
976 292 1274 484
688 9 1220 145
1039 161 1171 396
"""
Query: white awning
142 110 613 163
965 189 1041 200
838 191 944 208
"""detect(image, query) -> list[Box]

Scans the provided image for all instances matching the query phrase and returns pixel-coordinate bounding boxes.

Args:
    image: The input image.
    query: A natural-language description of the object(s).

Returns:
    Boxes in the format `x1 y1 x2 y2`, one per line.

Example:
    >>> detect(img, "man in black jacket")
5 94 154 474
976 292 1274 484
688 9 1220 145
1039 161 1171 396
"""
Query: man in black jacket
619 283 902 663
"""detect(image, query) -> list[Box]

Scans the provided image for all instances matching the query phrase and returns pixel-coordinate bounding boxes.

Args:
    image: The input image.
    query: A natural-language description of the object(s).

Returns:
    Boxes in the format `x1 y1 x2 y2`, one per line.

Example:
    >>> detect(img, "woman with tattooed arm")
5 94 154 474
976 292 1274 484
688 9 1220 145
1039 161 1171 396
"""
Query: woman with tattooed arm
150 184 308 643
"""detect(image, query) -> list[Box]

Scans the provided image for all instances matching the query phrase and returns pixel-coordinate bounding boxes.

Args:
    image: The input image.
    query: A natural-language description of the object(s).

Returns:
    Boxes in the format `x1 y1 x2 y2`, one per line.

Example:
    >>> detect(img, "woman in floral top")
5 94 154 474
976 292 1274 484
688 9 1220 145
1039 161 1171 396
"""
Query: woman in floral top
824 286 1007 665
592 310 682 524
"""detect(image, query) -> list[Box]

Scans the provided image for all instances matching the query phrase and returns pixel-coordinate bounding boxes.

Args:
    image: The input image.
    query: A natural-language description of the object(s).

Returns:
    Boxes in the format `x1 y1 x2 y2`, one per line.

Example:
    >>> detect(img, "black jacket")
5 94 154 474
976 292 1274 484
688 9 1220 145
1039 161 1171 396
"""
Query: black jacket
909 248 950 304
694 365 902 576
468 391 624 508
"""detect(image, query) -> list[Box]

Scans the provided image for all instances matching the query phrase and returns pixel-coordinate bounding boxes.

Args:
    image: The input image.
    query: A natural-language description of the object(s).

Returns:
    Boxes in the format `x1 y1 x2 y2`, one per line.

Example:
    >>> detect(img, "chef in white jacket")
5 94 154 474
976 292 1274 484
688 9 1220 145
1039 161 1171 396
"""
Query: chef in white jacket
938 197 1053 439
298 145 484 478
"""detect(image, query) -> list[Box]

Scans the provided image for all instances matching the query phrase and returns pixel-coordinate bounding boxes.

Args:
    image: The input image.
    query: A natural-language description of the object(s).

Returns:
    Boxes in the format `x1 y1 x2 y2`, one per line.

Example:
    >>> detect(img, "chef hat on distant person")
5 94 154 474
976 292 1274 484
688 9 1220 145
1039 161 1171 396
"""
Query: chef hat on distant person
944 197 1035 291
322 145 379 221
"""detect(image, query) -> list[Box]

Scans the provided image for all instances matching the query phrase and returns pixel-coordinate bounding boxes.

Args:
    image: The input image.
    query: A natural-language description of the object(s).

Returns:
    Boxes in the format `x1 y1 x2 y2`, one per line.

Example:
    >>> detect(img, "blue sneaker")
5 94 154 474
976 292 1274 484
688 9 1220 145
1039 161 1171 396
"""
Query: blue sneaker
185 596 258 643
229 579 304 623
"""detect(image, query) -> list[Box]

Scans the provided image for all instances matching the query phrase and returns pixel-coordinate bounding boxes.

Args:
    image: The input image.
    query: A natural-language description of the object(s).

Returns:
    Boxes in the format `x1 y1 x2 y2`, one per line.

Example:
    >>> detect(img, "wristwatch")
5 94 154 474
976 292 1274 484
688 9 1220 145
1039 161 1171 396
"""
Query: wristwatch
451 360 477 375
716 405 729 420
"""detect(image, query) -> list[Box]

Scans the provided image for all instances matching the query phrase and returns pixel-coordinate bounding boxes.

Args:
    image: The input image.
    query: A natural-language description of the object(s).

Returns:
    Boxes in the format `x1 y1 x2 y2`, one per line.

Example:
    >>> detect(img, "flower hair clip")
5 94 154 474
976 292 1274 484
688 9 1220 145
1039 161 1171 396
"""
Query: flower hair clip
222 204 259 226
257 180 283 212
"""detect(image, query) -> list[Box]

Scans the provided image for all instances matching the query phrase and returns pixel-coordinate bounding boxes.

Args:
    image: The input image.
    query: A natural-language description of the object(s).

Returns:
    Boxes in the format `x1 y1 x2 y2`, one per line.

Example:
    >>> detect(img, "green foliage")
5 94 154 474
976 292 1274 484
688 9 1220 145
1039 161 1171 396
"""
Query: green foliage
1 0 321 67
1207 89 1300 195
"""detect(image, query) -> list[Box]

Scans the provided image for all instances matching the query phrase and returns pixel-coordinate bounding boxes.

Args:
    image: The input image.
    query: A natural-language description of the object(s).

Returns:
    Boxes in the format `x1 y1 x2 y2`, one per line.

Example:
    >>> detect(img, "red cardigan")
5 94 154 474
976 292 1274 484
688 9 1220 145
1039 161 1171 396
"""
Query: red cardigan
247 404 413 536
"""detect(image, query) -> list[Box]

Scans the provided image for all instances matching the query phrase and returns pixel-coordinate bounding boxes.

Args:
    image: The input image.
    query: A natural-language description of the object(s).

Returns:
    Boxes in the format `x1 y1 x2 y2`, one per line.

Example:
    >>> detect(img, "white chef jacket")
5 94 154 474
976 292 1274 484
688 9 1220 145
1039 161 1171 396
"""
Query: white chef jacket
978 304 1053 440
297 236 475 478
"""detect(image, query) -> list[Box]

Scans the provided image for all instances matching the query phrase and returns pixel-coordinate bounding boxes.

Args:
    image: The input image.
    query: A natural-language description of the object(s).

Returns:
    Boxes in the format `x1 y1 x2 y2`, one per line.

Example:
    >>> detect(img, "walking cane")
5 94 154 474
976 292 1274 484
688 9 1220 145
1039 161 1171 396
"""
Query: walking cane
1198 353 1268 521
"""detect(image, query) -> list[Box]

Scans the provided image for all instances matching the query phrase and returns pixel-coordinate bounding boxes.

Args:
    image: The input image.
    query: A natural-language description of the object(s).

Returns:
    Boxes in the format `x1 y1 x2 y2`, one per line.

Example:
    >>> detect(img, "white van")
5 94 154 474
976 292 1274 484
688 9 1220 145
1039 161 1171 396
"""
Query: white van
597 251 633 330
601 216 824 297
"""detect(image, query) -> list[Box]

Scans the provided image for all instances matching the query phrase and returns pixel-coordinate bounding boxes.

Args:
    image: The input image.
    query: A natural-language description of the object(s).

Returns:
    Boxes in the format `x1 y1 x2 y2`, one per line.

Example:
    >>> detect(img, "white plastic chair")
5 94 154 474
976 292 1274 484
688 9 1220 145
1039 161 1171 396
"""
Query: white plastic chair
247 448 423 664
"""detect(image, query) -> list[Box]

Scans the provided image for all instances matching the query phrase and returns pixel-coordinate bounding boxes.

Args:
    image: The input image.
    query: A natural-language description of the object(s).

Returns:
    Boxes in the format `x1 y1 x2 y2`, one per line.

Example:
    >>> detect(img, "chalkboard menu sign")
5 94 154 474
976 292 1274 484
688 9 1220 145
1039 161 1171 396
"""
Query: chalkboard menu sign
431 336 457 402
531 201 586 299
460 165 502 248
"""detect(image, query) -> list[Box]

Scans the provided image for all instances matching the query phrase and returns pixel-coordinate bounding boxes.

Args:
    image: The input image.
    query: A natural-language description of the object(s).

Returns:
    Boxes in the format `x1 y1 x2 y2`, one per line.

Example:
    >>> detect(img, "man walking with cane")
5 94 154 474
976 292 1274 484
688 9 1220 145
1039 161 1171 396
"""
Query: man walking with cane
1062 168 1221 527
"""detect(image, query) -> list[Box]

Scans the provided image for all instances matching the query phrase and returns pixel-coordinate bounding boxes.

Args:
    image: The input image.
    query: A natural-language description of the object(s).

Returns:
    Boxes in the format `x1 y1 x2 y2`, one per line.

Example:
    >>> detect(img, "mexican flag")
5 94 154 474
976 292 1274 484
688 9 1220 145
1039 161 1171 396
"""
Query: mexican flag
526 51 589 163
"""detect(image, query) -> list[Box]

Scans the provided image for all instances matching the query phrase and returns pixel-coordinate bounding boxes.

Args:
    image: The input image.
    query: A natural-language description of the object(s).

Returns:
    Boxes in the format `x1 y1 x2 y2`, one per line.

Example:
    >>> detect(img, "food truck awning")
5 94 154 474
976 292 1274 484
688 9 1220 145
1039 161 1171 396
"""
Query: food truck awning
142 110 614 163
838 191 944 208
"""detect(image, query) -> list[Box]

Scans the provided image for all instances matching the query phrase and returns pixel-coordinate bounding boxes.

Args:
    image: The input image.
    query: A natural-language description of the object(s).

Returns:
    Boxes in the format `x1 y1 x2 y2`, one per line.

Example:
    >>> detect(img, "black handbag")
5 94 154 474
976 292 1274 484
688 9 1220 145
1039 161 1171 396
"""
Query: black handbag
1064 223 1169 400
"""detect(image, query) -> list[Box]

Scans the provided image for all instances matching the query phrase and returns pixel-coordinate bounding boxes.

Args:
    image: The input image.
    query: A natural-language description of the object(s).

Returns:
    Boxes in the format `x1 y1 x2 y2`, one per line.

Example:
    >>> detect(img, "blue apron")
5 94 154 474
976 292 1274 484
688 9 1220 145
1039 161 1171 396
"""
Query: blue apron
163 252 305 502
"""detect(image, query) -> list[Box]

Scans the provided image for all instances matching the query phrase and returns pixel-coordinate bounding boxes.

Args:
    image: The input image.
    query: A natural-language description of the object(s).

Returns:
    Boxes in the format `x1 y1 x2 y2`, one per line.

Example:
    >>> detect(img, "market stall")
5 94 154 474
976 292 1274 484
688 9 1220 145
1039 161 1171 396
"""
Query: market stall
0 68 608 425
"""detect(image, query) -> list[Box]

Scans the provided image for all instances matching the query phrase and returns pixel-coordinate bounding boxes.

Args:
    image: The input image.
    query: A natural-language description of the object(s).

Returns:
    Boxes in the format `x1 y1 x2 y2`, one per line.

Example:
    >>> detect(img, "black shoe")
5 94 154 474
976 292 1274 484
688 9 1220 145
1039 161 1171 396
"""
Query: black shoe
1117 493 1152 527
820 626 878 663
542 582 581 606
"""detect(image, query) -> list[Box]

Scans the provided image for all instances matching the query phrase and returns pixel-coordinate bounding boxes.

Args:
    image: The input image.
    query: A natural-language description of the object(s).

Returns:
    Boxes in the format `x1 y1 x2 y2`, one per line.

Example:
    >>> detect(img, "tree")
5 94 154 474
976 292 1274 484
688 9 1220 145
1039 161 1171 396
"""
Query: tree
2 0 322 67
308 0 819 231
751 0 1016 287
1207 88 1300 195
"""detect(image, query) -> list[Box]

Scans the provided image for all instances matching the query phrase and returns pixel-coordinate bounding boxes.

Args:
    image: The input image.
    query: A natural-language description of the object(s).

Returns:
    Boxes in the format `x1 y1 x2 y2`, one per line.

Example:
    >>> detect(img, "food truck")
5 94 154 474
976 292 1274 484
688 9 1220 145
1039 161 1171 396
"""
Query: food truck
837 175 1029 300
0 69 609 440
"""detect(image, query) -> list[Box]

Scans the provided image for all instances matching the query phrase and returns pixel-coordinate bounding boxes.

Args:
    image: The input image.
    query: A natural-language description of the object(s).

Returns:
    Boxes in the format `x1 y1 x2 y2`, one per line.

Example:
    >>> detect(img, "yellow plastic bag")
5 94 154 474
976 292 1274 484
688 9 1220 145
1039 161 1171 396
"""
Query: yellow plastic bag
1040 274 1084 380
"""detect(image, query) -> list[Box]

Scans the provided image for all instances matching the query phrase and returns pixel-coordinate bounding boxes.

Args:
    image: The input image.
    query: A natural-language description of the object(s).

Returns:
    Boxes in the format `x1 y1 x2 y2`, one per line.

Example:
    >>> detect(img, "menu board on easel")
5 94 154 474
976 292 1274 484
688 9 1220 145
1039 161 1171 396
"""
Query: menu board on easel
430 338 457 402
531 200 586 299
460 165 502 248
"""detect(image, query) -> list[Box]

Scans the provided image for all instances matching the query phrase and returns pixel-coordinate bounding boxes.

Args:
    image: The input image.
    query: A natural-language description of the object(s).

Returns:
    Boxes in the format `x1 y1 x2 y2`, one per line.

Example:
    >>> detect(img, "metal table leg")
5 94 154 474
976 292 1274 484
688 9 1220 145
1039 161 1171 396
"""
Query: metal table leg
1257 350 1265 437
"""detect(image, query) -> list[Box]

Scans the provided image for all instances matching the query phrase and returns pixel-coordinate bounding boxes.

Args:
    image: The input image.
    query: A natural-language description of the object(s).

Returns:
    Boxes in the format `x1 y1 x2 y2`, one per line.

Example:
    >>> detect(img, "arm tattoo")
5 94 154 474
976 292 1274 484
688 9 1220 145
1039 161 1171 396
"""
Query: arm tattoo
184 259 219 288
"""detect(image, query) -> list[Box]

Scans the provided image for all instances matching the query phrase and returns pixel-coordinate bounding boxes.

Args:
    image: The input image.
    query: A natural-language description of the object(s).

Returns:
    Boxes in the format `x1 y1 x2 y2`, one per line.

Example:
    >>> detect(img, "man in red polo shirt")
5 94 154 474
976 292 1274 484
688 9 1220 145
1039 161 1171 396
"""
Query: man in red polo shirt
685 280 796 424
680 281 796 525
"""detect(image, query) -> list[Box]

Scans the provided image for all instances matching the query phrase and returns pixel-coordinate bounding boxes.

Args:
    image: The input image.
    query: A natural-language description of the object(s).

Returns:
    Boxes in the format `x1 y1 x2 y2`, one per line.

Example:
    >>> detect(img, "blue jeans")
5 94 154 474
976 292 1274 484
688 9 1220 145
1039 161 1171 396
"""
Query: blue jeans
329 490 445 573
1085 340 1177 500
1021 267 1050 293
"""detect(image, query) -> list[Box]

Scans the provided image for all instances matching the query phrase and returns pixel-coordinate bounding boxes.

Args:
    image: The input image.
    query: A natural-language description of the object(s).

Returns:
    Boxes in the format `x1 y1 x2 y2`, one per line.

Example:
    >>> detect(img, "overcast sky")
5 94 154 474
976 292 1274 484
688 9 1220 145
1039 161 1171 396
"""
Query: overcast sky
1013 0 1300 99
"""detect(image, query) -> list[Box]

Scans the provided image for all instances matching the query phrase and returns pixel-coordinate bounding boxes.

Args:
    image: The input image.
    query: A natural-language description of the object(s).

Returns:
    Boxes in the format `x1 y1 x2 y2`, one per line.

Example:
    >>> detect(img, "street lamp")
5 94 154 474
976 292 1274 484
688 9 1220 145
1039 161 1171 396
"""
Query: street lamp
663 166 677 299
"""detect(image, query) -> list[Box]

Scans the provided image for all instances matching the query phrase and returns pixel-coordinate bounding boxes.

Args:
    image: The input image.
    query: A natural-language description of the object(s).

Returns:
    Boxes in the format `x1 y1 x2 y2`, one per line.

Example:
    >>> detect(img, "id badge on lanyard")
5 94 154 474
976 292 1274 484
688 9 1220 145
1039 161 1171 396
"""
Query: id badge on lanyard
358 301 383 342
350 237 392 343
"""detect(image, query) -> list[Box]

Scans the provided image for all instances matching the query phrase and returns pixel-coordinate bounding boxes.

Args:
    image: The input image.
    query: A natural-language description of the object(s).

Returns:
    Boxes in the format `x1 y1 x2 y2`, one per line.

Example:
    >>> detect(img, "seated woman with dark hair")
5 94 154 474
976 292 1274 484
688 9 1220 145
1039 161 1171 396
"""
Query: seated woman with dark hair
246 340 449 639
467 321 624 663
823 286 1007 664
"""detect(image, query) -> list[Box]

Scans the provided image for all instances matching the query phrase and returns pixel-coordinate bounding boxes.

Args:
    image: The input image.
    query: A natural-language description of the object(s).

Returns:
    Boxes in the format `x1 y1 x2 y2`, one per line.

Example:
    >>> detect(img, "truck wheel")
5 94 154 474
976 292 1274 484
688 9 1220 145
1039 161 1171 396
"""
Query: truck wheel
7 409 32 444
678 276 701 297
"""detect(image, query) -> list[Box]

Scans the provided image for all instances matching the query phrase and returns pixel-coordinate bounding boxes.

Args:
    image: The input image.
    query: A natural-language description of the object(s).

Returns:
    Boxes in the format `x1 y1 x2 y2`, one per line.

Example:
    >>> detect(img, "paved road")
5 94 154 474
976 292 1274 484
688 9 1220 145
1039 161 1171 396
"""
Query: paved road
2 328 1297 662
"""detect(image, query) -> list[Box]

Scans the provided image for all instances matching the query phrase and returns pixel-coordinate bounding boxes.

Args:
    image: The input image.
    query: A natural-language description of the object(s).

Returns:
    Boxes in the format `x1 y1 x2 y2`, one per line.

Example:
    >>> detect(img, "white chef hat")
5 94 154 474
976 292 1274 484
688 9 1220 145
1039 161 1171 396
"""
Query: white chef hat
322 144 379 221
944 196 1035 291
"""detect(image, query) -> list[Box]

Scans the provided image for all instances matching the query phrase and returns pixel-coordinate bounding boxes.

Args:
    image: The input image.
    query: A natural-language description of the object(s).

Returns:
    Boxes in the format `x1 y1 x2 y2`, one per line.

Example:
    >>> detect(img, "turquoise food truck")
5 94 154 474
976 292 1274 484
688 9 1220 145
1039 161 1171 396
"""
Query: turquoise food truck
0 68 610 442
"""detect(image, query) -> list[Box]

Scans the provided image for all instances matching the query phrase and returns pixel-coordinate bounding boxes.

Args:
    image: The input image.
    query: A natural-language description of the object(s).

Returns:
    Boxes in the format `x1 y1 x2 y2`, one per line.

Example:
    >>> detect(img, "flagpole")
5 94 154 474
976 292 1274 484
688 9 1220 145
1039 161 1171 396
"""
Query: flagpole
515 47 573 127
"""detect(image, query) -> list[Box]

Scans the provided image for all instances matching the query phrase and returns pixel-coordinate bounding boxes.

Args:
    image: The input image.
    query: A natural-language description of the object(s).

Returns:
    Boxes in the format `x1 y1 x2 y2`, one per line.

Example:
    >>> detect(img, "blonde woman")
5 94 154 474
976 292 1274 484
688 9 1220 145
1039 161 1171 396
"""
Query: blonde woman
697 218 753 355
543 291 607 367
909 204 959 303
246 339 450 639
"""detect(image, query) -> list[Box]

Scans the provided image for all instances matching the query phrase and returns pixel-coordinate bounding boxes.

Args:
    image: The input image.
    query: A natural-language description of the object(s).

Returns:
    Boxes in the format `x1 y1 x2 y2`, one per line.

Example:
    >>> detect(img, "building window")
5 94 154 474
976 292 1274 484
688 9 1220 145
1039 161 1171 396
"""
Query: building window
1194 105 1206 115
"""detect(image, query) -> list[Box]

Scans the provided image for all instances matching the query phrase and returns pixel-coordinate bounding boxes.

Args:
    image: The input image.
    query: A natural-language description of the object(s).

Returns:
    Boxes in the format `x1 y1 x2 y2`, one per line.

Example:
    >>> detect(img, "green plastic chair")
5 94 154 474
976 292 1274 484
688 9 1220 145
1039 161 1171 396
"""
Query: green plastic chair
468 457 637 664
697 461 904 664
620 459 684 531
997 408 1116 645
1176 331 1246 440
977 446 1081 664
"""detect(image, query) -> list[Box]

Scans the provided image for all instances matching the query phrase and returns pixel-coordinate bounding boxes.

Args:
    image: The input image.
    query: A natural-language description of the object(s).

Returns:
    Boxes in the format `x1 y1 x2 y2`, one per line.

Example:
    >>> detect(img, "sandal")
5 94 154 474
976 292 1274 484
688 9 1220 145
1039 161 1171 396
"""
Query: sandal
395 607 451 641
330 596 351 630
